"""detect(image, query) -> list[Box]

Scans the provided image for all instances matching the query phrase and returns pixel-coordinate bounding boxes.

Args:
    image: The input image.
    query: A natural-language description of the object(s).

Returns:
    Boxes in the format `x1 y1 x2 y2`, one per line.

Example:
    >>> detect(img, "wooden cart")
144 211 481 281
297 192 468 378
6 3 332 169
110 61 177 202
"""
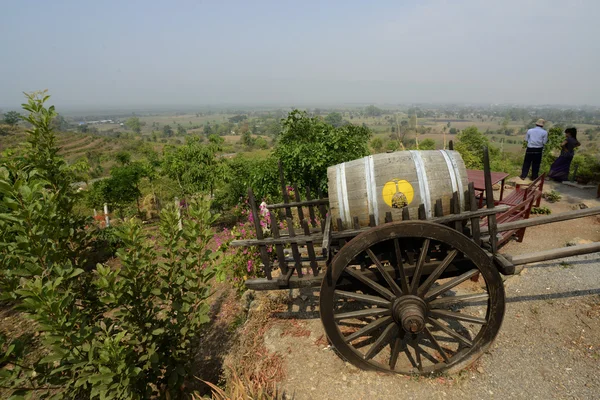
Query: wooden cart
232 147 600 375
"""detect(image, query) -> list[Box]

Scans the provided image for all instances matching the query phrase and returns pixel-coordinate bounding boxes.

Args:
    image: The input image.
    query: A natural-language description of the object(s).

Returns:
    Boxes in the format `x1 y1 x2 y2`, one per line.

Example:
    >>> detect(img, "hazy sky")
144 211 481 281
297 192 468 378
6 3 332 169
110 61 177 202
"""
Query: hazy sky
2 0 600 108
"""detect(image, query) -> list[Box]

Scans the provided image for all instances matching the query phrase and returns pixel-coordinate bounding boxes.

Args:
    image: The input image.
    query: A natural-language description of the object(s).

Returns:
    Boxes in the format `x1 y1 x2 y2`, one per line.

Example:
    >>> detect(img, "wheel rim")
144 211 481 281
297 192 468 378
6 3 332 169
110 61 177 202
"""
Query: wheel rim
320 221 505 374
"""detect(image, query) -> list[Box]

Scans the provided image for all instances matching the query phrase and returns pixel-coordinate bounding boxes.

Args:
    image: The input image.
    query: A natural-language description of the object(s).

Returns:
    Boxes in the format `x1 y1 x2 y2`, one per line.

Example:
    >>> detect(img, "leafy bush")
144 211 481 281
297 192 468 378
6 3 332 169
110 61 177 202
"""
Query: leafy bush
531 206 551 215
0 92 221 398
274 110 372 193
542 190 562 203
572 153 600 184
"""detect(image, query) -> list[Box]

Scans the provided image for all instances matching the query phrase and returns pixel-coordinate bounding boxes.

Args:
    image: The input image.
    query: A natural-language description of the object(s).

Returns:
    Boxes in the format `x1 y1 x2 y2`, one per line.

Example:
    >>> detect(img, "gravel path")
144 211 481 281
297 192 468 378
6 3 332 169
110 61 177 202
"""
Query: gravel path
263 253 600 400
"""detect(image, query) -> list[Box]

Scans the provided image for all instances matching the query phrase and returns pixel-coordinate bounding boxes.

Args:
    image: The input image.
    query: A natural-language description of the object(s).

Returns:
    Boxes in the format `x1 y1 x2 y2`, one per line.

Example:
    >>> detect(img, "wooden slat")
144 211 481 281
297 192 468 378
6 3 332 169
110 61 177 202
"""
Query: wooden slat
434 199 443 217
305 186 318 228
510 242 600 266
468 182 481 245
266 198 330 210
337 218 347 248
231 206 511 247
483 147 497 253
402 208 410 221
353 216 360 230
287 217 303 278
248 188 272 280
293 185 305 222
451 191 461 231
302 219 319 276
385 211 393 223
418 204 426 220
278 161 293 219
322 214 332 259
269 211 288 275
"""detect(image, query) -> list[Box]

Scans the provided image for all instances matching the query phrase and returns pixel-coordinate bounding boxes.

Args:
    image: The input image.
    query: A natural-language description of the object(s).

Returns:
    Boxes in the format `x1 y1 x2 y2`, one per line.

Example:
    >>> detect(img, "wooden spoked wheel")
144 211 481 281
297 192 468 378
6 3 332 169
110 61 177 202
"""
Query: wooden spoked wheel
320 221 505 374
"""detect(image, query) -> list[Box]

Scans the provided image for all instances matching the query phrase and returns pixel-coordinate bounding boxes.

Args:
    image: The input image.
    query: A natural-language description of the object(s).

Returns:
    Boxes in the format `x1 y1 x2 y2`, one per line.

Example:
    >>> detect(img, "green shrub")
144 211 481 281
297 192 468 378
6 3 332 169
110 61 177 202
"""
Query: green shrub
531 206 551 215
0 92 221 398
542 190 561 203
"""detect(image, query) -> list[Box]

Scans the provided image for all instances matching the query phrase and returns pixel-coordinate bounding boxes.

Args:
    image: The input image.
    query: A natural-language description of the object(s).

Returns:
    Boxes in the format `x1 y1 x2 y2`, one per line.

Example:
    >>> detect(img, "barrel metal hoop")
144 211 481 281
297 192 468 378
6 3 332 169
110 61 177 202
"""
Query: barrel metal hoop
409 150 432 218
440 149 459 204
444 150 465 209
364 155 379 225
336 163 350 226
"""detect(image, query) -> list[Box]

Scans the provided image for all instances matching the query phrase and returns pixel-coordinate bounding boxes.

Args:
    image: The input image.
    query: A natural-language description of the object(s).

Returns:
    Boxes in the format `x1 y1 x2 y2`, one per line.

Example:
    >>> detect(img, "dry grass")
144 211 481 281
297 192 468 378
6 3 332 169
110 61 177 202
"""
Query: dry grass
213 293 289 399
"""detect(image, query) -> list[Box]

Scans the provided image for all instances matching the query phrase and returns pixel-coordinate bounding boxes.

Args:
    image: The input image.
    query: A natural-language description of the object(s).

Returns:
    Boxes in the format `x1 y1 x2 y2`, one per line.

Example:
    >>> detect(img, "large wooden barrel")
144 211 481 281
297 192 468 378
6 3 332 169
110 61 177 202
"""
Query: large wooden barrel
327 150 468 227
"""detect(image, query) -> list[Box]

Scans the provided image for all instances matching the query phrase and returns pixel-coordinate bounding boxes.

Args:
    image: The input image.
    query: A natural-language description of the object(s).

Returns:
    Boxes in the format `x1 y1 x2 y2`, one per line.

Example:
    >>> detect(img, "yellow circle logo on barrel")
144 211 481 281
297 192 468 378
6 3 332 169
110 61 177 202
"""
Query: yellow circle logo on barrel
382 179 415 208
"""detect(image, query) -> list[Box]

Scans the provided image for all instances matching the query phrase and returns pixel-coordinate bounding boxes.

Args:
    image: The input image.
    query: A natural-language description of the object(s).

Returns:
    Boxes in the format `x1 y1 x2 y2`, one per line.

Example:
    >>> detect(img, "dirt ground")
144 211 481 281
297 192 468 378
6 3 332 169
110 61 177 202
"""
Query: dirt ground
245 181 600 400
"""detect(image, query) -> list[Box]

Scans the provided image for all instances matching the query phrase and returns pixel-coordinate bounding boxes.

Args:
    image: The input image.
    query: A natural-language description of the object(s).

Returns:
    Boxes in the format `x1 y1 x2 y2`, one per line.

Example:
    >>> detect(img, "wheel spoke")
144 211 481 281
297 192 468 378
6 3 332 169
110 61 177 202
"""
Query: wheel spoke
393 239 410 294
429 293 489 308
364 323 398 360
410 239 430 294
430 309 487 325
389 336 402 369
344 267 394 300
417 250 458 296
411 336 423 372
334 307 391 321
427 317 473 347
335 290 391 307
344 316 393 343
365 248 402 296
425 269 480 301
423 327 450 363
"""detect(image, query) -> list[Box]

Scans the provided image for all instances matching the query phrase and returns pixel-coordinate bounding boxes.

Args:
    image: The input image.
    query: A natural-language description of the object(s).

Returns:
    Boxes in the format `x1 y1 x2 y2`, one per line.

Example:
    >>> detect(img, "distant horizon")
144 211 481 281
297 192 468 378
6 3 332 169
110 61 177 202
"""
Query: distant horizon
2 98 599 116
3 0 600 111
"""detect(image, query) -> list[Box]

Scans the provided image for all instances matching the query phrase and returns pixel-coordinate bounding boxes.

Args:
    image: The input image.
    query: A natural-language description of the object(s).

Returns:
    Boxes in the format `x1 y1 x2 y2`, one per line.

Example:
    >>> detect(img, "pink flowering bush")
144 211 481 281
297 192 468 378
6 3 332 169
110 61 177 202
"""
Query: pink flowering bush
214 202 272 293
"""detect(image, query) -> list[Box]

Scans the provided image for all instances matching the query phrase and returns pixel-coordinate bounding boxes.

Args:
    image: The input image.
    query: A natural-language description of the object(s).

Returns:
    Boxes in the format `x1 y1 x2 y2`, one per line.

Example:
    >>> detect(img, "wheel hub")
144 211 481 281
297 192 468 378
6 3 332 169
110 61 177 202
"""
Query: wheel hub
393 296 428 333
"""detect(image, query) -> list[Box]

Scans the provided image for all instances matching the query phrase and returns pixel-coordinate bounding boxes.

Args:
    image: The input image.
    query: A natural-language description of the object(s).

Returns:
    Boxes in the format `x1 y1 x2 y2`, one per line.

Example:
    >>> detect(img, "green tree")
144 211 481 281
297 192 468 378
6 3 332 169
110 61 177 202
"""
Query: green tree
162 136 226 196
241 131 255 147
125 116 142 134
324 112 344 127
177 124 187 135
364 105 382 117
87 163 144 218
455 126 494 169
3 110 20 126
163 124 174 137
371 137 384 153
274 110 372 191
419 138 436 150
115 150 132 166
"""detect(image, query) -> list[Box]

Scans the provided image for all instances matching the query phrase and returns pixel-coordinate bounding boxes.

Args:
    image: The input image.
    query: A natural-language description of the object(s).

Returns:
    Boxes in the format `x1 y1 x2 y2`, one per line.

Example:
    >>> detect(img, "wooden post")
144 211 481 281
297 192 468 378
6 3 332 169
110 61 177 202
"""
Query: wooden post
483 147 497 253
103 203 110 227
174 197 183 231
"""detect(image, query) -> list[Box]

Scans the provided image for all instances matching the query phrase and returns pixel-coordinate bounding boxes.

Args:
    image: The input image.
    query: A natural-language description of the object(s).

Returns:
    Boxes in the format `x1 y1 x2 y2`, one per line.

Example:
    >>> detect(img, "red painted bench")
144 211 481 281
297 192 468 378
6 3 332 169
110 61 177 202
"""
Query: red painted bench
499 173 545 208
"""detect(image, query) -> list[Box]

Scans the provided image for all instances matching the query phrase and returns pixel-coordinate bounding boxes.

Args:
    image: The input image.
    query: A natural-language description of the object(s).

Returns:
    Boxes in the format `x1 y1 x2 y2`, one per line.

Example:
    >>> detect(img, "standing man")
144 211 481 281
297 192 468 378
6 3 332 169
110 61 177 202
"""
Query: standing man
520 119 548 180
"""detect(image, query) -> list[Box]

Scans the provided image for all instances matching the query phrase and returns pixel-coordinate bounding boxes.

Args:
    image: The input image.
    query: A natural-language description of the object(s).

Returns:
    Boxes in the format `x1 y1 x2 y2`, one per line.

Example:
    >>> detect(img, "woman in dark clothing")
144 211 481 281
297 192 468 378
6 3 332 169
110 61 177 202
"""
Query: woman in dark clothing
548 127 581 182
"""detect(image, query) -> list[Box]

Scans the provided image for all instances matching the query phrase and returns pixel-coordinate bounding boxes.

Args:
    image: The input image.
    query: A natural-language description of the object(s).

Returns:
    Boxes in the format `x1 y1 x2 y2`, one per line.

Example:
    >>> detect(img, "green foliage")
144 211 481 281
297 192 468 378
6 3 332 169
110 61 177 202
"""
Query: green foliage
3 111 21 126
0 92 221 398
572 153 600 183
124 117 142 134
542 190 561 203
324 112 344 128
274 110 372 192
455 126 493 169
541 126 564 172
213 156 281 211
364 105 382 117
418 138 436 150
162 136 226 196
0 91 90 299
163 124 174 137
370 137 383 153
88 165 144 218
531 206 551 215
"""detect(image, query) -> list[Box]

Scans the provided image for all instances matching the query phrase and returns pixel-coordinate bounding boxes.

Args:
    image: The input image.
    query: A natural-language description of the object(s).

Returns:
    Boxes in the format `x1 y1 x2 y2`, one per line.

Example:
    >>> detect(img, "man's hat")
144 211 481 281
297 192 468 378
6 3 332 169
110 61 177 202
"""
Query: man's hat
536 119 545 127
